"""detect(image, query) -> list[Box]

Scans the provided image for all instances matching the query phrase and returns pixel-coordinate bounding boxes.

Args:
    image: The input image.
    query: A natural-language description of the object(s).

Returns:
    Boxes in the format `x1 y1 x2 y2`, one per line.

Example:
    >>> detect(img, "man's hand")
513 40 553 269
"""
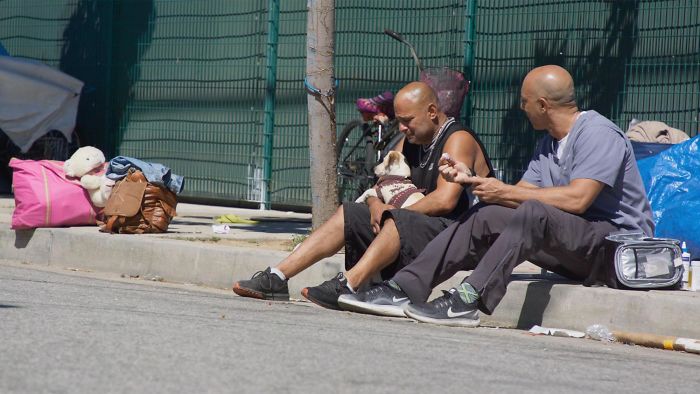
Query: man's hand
463 176 510 204
373 113 390 124
438 153 473 184
367 197 393 234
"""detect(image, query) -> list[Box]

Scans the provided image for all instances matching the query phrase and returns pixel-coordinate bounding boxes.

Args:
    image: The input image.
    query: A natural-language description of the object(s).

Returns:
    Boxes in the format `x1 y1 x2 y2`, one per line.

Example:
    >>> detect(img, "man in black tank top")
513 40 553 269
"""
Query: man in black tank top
232 82 493 310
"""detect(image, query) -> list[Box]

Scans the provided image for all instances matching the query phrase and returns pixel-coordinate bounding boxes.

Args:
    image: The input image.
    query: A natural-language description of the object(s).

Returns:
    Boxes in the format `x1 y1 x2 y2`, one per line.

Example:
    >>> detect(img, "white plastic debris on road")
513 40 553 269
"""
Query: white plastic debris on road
529 325 586 338
212 224 230 234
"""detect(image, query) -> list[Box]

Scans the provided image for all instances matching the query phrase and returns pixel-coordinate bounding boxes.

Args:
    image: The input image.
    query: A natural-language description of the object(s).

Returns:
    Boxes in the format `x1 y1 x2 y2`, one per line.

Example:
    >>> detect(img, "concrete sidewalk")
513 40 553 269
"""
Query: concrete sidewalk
1 196 699 340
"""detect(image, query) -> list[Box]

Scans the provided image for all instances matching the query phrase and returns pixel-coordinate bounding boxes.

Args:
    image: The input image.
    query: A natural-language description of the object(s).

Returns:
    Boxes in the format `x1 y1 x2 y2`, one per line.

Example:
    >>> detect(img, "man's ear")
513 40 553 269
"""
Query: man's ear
427 103 439 120
537 97 548 113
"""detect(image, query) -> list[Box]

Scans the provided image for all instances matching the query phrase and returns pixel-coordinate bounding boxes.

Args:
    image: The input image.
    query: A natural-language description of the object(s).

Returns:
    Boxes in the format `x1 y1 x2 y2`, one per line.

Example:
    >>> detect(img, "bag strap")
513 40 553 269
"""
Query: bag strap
105 215 118 233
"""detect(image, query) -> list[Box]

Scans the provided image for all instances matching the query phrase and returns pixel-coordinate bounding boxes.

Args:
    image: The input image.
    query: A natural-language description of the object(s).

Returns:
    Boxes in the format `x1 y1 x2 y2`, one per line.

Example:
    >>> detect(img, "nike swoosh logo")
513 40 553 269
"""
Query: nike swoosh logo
392 296 408 303
447 307 470 318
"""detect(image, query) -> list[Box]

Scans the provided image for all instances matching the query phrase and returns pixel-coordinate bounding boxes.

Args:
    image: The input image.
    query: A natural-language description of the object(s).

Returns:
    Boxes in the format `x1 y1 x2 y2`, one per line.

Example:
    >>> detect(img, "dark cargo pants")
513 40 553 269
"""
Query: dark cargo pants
392 200 618 314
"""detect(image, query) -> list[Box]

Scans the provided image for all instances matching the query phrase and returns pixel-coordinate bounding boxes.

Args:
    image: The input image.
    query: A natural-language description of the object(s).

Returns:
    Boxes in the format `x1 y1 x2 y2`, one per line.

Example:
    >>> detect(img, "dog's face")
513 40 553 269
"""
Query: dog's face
374 151 411 178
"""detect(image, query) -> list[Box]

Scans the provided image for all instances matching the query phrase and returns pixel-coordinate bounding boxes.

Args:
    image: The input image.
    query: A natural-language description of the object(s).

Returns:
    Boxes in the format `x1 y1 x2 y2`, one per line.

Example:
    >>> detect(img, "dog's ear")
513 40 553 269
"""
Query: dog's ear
386 151 400 167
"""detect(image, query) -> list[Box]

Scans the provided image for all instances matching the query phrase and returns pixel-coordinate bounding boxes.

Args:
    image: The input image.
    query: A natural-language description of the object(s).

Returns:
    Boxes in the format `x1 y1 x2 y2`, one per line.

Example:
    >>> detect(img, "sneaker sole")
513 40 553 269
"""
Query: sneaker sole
232 283 289 301
337 296 407 318
404 307 480 328
301 288 342 311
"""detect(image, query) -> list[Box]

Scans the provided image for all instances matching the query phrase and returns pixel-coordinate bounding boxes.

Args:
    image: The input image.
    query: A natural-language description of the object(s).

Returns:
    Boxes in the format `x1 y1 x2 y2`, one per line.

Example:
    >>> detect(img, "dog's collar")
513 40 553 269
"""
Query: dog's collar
377 175 409 183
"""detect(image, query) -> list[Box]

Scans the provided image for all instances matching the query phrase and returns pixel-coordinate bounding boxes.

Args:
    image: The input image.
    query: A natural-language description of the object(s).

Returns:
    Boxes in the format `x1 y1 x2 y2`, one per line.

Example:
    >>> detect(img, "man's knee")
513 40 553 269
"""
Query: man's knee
508 200 552 238
469 203 511 227
335 203 344 218
514 199 549 220
380 217 396 232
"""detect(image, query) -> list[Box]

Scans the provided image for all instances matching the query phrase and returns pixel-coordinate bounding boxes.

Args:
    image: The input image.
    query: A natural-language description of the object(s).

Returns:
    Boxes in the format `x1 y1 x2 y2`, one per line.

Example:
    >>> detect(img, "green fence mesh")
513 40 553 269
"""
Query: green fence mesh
115 0 268 204
470 0 700 182
1 0 698 206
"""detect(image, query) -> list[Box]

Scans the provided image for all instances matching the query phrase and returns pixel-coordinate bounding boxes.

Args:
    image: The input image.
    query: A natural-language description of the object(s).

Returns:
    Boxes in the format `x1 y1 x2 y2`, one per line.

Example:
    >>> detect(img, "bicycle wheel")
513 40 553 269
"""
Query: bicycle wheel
336 120 377 203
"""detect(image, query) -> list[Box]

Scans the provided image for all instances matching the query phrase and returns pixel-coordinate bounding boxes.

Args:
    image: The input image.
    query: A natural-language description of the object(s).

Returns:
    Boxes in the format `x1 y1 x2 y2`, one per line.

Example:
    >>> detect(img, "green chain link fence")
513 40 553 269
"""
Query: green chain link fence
1 0 698 206
470 0 700 182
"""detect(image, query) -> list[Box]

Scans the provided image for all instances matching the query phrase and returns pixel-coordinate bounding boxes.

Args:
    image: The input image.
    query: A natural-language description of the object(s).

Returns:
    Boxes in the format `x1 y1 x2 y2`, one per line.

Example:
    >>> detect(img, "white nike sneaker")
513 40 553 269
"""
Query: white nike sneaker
337 282 410 318
403 288 480 328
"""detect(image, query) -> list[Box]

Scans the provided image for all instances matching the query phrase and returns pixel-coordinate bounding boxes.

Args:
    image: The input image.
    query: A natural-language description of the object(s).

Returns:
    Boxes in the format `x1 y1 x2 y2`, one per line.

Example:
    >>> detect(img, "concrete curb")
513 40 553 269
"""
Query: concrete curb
484 278 700 339
2 224 700 339
1 225 343 297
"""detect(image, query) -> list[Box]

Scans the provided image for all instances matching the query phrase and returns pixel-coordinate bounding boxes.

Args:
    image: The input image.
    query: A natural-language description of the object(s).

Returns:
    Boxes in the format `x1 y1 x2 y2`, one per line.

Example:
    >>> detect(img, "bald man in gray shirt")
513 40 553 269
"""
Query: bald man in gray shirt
338 65 654 326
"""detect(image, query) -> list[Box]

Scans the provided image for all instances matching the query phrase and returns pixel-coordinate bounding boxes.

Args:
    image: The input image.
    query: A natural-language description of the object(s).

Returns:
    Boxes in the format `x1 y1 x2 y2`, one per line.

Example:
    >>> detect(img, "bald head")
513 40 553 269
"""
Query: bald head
522 65 577 108
393 81 446 145
395 81 439 110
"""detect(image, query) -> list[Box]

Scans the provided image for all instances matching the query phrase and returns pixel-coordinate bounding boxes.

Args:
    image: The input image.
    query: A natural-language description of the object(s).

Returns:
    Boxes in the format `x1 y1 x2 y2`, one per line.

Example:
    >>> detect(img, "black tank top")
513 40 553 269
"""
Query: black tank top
402 119 494 218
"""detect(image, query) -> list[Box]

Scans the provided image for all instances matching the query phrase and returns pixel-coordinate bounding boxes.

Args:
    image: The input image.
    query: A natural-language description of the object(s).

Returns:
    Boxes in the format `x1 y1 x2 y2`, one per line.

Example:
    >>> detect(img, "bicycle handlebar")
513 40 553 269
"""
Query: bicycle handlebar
384 29 423 71
384 29 404 43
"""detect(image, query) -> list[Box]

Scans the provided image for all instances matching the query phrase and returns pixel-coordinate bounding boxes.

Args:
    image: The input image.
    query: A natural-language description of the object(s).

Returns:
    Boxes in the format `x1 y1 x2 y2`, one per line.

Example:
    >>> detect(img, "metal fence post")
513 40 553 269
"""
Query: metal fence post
105 0 115 158
463 0 477 125
261 0 280 210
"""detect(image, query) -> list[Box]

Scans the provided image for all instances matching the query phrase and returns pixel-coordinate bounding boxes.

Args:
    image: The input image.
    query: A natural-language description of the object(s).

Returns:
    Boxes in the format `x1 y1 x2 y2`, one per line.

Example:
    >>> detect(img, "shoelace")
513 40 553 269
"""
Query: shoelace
318 274 345 294
431 290 455 310
251 270 279 299
362 284 388 300
251 270 268 279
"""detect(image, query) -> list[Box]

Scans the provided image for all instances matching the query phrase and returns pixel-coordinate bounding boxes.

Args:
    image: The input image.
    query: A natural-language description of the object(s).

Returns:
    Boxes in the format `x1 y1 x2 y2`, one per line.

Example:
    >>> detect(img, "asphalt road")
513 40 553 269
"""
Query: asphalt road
0 262 697 394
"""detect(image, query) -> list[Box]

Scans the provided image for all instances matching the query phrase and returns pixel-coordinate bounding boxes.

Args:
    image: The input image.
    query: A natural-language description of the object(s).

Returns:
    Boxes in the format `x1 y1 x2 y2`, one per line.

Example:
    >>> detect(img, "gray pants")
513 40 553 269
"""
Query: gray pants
392 200 618 314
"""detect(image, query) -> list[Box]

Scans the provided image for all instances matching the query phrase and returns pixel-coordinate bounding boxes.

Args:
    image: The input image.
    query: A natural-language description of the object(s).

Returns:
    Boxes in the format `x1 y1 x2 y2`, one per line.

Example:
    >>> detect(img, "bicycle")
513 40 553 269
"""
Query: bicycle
336 29 470 202
336 92 403 203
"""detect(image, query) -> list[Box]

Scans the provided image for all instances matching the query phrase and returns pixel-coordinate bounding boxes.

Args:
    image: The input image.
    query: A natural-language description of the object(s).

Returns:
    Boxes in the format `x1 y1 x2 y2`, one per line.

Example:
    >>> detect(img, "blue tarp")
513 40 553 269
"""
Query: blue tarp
637 136 700 257
0 42 8 56
631 141 673 160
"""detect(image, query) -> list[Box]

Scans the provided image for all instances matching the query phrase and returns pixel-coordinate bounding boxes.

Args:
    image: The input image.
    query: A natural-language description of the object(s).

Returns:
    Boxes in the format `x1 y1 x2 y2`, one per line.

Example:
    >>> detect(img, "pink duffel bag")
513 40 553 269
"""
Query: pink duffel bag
9 158 103 229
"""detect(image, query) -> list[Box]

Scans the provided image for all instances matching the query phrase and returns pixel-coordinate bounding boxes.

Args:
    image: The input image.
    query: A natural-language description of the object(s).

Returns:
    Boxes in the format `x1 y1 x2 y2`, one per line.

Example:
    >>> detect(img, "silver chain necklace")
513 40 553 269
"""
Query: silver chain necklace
419 117 454 168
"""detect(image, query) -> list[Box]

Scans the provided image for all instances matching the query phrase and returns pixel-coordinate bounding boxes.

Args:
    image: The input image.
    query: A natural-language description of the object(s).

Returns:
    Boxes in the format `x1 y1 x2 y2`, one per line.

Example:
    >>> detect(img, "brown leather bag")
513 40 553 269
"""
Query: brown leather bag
100 168 177 234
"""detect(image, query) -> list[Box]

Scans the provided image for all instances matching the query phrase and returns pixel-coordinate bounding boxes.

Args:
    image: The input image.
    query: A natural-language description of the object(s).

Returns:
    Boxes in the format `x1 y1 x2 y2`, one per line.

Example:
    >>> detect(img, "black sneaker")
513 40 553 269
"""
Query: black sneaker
404 288 480 327
337 282 410 317
232 267 289 301
301 272 353 310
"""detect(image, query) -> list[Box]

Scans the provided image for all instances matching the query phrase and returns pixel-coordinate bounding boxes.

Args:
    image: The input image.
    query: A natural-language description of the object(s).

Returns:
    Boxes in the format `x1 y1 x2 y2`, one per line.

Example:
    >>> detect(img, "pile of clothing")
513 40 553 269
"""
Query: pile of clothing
10 148 184 231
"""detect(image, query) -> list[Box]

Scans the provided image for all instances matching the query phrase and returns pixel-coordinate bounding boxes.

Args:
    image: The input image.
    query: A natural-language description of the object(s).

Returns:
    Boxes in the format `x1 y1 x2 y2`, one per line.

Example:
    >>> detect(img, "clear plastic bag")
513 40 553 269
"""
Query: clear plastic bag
586 324 615 342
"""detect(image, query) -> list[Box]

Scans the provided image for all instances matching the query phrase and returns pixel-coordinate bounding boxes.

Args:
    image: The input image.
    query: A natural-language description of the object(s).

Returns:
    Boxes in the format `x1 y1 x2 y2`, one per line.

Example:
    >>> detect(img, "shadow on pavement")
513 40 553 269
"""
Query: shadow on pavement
516 280 554 329
14 229 35 248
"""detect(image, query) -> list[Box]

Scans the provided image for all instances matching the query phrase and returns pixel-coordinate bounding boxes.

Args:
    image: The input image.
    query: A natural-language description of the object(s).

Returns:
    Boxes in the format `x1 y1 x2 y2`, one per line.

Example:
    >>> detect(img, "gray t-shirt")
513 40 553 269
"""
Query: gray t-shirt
522 110 654 236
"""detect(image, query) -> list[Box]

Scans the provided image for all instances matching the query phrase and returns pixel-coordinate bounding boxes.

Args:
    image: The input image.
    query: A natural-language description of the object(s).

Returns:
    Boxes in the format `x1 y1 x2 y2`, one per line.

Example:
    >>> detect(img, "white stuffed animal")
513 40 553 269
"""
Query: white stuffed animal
64 146 113 207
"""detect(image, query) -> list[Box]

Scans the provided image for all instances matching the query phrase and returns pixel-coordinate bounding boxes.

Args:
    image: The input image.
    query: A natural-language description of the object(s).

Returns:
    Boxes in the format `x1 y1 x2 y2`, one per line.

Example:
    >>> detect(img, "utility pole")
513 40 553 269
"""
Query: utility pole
305 0 337 229
261 0 280 210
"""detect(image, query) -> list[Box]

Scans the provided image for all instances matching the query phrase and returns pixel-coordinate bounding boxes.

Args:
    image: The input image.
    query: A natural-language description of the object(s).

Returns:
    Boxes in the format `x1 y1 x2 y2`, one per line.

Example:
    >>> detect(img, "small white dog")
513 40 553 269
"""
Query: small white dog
355 151 425 208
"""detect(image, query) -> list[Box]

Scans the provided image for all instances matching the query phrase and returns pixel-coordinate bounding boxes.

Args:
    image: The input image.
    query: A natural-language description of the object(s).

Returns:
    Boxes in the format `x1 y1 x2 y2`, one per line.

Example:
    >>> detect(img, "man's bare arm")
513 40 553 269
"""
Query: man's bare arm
405 131 480 216
515 180 539 189
465 176 605 214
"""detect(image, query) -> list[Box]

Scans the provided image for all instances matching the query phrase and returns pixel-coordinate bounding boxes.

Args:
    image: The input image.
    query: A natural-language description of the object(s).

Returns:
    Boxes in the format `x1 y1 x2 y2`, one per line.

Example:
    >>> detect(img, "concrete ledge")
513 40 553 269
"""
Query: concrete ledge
0 225 344 295
482 279 700 339
2 224 700 339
